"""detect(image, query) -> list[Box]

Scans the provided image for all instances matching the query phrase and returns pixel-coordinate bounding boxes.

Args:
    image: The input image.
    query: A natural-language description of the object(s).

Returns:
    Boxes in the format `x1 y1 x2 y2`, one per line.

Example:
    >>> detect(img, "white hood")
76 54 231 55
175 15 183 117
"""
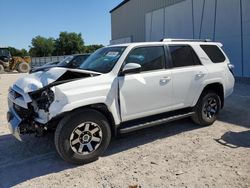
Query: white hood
14 67 97 93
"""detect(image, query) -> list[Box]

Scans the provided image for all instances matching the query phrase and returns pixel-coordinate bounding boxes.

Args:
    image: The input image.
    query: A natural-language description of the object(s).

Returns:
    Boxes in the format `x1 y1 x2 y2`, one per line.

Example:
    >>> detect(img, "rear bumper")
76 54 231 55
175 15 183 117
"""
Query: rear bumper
7 109 22 141
225 72 235 98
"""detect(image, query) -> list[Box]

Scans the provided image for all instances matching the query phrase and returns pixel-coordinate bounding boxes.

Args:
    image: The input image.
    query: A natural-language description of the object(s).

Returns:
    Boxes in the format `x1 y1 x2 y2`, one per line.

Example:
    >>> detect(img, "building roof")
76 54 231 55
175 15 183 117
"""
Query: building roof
110 0 130 13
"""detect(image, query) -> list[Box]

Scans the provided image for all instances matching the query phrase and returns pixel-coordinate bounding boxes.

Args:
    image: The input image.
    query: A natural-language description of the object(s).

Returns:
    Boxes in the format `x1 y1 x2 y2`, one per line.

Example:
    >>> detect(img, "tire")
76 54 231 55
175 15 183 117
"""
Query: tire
54 109 111 164
192 91 221 126
0 64 4 73
17 62 30 73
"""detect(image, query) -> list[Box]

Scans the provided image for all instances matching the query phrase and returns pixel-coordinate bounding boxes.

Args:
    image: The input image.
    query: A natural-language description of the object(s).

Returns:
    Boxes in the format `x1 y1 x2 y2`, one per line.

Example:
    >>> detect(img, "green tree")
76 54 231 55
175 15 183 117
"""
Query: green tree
84 44 104 53
29 36 55 57
54 32 85 55
7 47 29 57
20 49 29 56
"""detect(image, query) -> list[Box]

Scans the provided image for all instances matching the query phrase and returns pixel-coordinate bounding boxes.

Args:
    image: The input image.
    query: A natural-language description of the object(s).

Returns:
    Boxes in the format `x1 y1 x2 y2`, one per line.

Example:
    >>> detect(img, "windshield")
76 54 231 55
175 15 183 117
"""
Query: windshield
79 47 126 73
58 56 74 66
0 49 10 57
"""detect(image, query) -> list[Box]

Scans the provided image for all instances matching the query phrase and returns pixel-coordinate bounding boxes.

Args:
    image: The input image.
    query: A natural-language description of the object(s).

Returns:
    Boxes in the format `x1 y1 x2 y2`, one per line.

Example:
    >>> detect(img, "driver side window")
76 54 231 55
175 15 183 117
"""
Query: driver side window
125 46 166 72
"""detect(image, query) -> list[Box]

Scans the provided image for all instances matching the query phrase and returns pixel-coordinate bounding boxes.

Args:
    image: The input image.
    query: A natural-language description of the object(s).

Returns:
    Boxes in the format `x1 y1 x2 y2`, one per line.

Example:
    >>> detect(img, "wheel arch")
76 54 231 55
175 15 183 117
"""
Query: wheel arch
87 103 117 137
196 82 224 109
51 103 117 137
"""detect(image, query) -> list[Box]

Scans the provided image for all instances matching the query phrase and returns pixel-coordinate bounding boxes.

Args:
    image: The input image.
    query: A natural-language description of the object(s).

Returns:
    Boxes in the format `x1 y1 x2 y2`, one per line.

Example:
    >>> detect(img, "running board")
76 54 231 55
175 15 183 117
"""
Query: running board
118 112 195 134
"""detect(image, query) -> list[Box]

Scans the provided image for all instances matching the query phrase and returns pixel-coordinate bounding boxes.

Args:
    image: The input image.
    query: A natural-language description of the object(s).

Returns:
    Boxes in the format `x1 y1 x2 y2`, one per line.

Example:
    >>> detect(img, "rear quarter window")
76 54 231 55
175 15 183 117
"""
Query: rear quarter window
200 45 226 63
169 45 201 68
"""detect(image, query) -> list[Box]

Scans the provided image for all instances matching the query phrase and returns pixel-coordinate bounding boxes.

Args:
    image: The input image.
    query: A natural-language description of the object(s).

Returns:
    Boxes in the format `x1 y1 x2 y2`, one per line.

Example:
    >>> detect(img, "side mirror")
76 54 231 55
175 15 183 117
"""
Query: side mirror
122 63 141 75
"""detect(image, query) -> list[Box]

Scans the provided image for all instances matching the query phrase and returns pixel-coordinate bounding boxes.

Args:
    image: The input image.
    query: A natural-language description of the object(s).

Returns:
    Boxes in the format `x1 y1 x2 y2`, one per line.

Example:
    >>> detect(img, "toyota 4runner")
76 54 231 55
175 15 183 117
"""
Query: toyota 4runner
7 39 234 164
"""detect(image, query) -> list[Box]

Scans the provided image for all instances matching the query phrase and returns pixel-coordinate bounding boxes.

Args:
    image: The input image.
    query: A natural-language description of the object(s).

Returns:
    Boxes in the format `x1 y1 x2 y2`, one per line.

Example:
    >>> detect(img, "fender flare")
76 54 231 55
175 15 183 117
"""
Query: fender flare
192 80 225 107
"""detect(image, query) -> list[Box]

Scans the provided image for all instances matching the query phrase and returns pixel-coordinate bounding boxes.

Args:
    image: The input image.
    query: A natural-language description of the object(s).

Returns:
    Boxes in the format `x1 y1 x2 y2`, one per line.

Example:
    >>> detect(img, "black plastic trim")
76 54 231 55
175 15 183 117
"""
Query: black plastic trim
119 108 194 134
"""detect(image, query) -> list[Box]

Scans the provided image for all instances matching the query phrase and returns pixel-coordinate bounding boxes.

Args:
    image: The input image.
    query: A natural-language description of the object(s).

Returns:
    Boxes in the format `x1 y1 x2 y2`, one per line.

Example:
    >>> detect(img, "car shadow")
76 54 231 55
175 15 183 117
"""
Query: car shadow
0 119 200 188
215 130 250 148
106 119 200 156
217 98 250 129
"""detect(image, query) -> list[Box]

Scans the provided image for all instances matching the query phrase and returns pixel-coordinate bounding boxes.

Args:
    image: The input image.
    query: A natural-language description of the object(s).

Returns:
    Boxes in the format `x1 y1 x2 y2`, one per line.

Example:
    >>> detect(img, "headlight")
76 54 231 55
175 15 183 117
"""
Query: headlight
30 88 54 111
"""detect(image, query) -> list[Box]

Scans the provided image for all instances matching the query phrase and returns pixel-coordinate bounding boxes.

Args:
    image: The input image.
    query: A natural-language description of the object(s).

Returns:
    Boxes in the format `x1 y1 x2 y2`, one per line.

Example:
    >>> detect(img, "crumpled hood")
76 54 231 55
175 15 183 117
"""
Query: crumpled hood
14 67 98 93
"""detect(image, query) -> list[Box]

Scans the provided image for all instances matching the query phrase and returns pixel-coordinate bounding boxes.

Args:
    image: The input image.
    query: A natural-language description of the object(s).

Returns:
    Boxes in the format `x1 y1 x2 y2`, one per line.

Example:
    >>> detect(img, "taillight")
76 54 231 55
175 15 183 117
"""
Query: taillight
228 64 235 75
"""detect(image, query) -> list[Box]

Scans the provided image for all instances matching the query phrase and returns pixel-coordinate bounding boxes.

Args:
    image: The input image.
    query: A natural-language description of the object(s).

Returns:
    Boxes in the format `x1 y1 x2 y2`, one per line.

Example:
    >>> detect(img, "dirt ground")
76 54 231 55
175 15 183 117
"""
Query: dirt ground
0 73 249 188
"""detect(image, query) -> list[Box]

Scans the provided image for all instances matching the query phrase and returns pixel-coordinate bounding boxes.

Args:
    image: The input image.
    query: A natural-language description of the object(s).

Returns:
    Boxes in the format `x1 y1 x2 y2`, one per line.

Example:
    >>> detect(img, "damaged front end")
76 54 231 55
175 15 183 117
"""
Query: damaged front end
7 67 99 140
7 86 43 141
7 85 57 141
29 88 55 123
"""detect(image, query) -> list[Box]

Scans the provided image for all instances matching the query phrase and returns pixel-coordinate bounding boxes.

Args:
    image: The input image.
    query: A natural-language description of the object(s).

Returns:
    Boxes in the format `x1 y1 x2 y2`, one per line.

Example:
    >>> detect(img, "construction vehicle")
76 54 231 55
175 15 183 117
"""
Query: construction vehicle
0 48 31 73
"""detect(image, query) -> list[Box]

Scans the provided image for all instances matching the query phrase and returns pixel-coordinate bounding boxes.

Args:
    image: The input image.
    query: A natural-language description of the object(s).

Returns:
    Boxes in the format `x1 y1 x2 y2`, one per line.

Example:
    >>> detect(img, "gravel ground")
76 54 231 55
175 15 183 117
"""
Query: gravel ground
0 73 249 188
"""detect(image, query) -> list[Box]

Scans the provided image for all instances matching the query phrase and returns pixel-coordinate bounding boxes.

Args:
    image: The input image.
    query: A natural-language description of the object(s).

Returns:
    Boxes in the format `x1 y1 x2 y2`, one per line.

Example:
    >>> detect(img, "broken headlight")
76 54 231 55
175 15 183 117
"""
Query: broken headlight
30 88 55 111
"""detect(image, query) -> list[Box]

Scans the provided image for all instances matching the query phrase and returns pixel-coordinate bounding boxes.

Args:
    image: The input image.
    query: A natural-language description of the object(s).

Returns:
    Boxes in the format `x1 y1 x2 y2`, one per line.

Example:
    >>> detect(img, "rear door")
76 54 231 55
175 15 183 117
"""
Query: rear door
118 45 174 122
168 45 208 109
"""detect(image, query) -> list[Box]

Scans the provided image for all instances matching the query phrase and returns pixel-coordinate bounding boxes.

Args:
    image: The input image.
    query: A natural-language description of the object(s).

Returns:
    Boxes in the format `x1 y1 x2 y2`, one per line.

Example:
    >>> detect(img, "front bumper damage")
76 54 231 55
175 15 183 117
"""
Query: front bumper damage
6 67 98 140
7 108 22 141
7 86 45 141
7 86 32 141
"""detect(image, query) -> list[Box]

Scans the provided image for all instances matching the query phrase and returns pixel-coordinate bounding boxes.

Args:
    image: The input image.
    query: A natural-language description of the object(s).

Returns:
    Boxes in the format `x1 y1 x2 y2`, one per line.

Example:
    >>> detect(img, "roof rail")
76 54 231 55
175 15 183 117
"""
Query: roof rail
160 38 212 42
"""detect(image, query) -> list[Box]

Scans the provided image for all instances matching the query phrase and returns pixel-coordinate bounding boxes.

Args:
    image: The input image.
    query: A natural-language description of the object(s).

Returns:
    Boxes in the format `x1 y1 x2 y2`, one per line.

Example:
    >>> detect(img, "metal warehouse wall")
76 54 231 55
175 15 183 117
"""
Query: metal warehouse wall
111 0 250 78
111 0 185 43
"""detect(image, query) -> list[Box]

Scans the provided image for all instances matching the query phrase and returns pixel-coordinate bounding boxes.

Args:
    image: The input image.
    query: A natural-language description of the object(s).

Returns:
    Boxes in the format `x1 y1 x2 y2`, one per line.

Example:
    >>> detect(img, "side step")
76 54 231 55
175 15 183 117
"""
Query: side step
118 112 195 134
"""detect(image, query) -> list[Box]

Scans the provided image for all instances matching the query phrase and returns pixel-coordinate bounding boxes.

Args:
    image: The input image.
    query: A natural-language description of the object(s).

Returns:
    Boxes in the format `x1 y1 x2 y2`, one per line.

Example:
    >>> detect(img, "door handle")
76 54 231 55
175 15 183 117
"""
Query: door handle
196 72 206 78
160 76 171 84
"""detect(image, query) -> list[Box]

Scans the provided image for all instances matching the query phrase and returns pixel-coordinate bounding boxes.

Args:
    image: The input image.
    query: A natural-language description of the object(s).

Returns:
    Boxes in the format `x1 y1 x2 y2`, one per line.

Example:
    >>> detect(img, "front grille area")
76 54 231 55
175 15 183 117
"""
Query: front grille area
13 104 31 119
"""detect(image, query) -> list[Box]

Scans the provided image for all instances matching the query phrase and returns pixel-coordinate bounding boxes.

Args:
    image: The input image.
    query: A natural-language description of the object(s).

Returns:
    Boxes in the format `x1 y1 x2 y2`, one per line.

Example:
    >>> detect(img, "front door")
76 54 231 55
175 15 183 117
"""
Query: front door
118 46 174 122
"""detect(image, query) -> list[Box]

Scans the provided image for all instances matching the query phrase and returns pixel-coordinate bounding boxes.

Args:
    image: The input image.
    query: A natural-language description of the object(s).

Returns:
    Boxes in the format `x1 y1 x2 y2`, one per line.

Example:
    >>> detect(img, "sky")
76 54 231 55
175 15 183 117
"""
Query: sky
0 0 122 50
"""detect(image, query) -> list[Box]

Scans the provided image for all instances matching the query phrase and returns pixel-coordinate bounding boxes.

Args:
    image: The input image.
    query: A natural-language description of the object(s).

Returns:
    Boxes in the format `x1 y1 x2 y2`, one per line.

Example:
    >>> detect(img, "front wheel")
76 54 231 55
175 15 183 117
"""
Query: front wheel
54 109 111 164
17 62 30 73
192 91 221 126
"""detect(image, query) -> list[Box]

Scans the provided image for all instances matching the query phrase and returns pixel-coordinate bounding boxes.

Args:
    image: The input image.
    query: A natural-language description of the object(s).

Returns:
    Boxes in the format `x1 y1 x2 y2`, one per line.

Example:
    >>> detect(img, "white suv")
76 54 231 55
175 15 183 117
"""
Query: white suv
7 39 234 164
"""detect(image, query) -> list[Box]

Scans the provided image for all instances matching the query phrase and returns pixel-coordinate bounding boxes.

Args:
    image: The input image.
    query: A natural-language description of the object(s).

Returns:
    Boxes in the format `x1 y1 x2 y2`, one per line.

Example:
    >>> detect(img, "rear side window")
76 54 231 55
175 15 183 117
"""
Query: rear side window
169 45 201 68
125 46 165 72
200 45 226 63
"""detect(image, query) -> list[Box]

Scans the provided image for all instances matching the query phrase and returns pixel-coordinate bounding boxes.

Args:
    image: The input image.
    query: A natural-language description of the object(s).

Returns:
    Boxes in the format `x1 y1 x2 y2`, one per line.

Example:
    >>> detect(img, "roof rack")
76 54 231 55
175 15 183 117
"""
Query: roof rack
160 38 212 42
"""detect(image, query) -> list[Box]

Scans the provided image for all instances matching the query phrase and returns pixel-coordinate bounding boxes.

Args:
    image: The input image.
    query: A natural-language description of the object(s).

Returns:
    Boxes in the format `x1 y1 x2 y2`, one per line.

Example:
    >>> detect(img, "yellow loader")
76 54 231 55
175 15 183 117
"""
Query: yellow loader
0 48 31 73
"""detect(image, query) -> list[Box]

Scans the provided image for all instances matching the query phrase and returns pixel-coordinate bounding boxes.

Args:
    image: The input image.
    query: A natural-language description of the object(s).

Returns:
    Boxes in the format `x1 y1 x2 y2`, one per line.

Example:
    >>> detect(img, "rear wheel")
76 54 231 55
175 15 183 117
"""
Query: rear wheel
192 91 221 126
0 64 4 73
54 109 111 164
17 62 30 73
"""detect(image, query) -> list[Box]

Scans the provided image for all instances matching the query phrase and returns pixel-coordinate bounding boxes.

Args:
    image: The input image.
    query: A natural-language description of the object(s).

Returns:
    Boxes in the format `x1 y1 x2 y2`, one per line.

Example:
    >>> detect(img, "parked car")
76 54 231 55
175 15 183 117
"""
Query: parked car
30 54 90 73
7 39 234 164
42 61 60 66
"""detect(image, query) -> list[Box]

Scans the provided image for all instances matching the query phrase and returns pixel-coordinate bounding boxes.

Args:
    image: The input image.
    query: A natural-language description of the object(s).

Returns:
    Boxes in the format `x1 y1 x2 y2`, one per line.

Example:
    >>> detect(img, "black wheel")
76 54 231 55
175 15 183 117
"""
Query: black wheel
192 91 221 126
0 64 4 73
17 62 30 73
54 109 111 164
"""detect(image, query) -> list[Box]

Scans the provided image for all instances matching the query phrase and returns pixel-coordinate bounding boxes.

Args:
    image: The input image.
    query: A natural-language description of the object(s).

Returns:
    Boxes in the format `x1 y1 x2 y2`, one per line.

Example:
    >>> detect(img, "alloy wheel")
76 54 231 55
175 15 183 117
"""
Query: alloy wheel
202 97 218 120
70 122 103 155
